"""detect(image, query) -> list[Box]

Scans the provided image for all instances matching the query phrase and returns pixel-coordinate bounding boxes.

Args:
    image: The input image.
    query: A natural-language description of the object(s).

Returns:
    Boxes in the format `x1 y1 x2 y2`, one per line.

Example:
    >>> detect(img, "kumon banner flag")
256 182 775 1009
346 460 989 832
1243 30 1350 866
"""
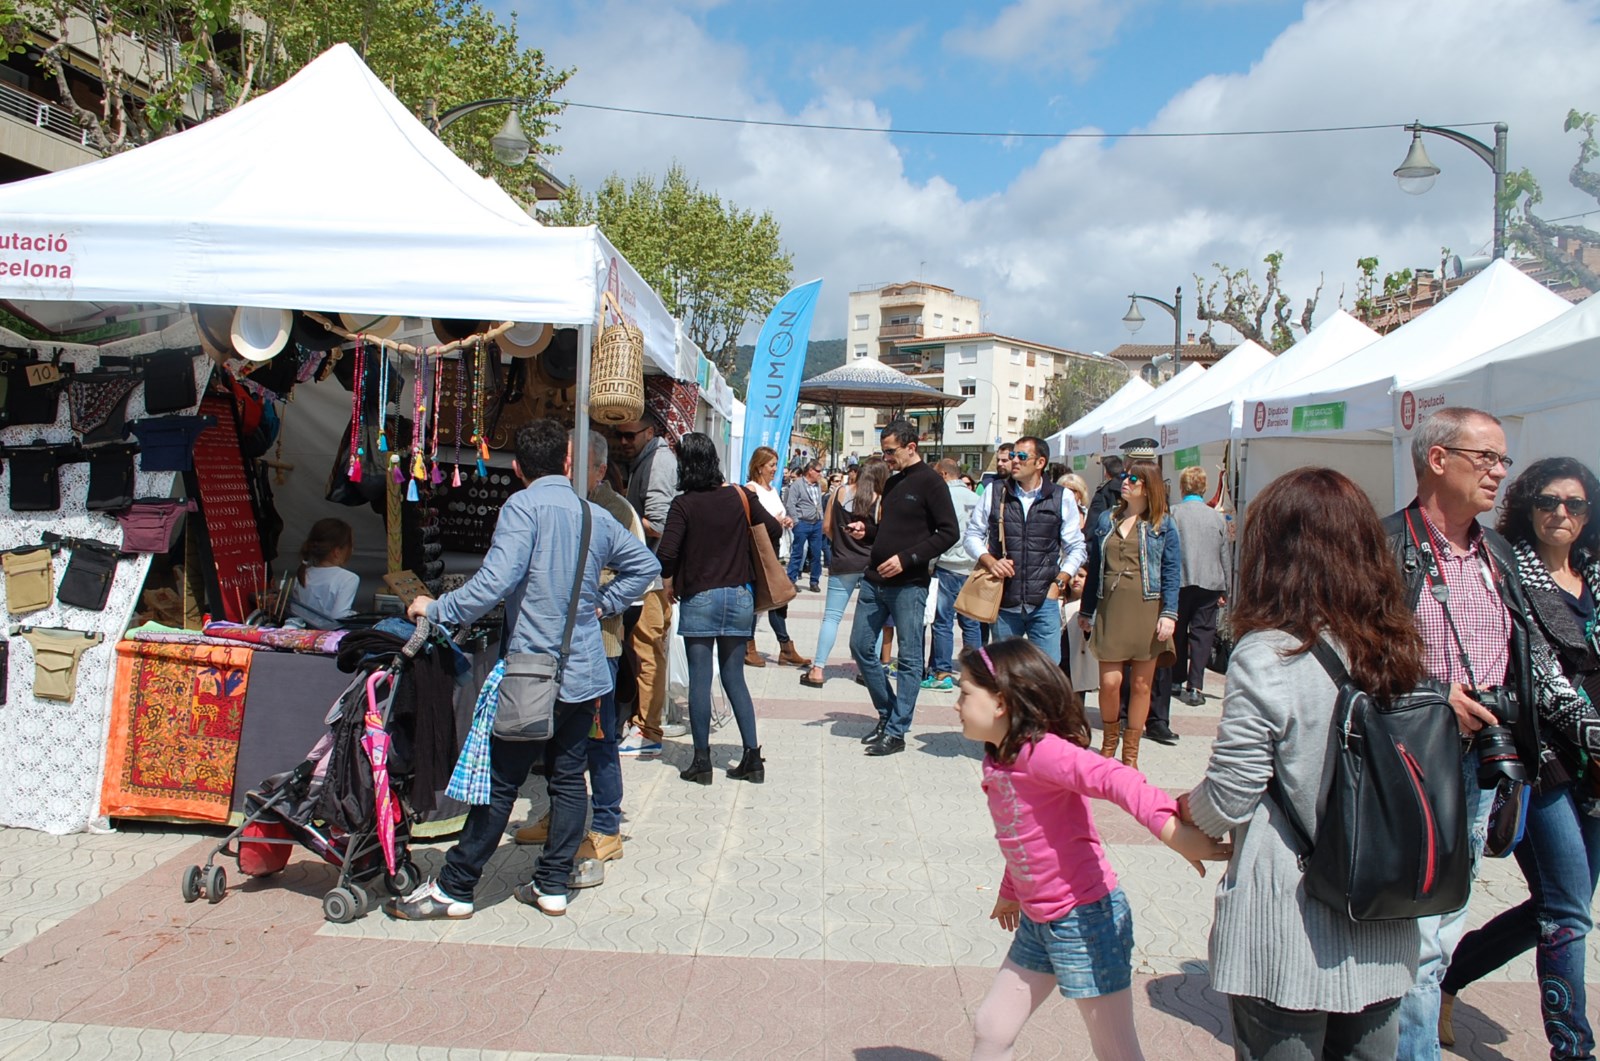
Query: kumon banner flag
740 279 823 471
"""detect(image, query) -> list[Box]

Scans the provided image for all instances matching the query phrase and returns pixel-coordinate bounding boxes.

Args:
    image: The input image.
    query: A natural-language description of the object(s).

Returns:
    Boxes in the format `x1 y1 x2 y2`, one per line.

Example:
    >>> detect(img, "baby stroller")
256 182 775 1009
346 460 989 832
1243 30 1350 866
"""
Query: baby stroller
179 617 457 923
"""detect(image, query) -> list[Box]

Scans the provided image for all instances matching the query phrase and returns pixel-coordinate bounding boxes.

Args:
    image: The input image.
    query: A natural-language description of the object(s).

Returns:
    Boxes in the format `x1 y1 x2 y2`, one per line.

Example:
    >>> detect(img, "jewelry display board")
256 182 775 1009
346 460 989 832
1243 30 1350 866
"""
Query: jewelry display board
0 348 212 834
434 468 519 554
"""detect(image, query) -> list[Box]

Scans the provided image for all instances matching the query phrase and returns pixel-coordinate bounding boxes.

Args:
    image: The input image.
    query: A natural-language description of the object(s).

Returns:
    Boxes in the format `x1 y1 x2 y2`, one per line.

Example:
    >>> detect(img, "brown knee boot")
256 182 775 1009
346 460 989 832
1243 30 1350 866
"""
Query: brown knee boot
1120 728 1144 772
778 640 812 668
1099 719 1121 759
744 640 766 667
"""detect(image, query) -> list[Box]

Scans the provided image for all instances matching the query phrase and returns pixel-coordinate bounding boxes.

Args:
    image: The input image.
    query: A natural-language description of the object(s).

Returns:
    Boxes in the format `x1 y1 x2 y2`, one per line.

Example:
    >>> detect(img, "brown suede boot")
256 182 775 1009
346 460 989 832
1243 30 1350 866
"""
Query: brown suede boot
1099 719 1122 759
778 640 812 668
1120 728 1144 772
744 640 765 667
1439 992 1457 1047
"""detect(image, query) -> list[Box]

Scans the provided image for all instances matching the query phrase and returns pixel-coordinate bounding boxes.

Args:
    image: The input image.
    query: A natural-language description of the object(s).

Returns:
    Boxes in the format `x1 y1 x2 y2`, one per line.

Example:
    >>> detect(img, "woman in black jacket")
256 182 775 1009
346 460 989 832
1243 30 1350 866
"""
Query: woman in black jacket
1441 456 1600 1059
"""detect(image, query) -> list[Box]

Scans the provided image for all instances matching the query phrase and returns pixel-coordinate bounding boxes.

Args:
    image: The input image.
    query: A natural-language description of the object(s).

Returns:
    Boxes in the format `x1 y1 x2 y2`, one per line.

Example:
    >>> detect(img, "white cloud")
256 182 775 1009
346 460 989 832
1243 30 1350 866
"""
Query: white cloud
529 0 1600 361
943 0 1132 79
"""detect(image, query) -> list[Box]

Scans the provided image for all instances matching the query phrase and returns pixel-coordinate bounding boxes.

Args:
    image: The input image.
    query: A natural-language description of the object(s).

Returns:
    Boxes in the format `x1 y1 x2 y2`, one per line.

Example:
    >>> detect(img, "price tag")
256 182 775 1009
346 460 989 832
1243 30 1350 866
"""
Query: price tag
24 364 61 387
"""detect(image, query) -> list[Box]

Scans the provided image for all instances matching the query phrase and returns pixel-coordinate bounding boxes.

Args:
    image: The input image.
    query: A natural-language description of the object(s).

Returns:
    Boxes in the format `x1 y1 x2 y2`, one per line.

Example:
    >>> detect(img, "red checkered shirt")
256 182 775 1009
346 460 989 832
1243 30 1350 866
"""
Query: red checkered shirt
1411 508 1511 688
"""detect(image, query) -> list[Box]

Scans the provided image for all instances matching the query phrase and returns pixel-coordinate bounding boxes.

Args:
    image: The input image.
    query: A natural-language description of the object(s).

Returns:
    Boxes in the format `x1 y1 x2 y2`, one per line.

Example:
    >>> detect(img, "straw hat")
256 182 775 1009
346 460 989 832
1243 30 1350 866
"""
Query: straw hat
498 321 552 358
431 317 488 345
230 306 293 362
337 312 402 340
192 305 235 360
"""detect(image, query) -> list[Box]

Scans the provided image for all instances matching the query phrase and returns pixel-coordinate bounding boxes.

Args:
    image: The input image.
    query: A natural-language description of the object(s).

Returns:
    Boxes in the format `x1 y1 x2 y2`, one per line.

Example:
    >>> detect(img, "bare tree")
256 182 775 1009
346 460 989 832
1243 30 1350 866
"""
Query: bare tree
1193 251 1323 352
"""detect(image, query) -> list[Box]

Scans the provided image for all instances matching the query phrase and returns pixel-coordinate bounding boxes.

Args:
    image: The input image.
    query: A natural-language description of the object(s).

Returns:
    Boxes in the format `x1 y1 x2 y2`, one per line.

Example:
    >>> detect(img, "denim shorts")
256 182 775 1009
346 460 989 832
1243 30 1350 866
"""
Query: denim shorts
677 583 756 638
1006 888 1134 999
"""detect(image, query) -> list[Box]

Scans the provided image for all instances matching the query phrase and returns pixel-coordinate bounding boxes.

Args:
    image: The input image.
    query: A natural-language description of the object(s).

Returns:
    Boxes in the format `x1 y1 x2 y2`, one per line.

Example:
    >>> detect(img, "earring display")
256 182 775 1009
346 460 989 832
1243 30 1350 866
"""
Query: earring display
435 470 517 553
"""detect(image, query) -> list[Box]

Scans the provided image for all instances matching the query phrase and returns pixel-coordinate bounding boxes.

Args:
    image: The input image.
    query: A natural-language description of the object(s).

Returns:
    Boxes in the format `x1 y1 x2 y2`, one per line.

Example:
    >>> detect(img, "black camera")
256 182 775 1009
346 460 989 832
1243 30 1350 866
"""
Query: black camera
1470 688 1528 789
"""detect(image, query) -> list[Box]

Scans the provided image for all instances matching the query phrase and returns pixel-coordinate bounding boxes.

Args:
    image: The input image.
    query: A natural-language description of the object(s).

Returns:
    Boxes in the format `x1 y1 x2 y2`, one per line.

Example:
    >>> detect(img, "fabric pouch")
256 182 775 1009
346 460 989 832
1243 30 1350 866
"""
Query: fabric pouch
85 443 139 512
21 629 102 702
2 442 76 512
0 358 70 427
3 548 54 614
68 370 141 443
57 541 120 611
114 498 194 554
128 415 215 472
140 350 199 414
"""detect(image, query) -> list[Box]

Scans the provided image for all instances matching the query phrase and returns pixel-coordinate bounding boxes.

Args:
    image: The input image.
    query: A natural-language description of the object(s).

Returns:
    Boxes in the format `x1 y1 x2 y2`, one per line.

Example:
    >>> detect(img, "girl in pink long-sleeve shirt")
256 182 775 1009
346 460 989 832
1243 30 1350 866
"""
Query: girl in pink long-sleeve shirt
958 639 1229 1061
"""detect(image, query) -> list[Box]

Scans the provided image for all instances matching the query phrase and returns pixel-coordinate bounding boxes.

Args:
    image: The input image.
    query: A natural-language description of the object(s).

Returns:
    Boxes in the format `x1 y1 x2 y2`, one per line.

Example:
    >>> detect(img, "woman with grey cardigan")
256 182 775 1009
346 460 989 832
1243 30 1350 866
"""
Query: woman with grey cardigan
1177 468 1430 1060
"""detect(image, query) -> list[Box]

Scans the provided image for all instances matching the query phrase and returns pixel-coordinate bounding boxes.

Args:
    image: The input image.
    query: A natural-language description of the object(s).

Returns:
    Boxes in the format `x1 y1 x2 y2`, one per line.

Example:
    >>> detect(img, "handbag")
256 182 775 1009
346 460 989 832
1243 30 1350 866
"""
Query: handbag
140 350 198 414
955 505 1006 623
732 485 796 613
2 547 55 614
55 538 121 612
493 498 591 742
114 498 195 554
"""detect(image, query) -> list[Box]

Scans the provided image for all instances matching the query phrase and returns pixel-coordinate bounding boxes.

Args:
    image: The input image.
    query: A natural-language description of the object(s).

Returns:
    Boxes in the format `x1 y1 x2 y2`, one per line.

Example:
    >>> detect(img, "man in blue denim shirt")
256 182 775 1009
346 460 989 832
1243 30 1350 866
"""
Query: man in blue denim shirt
389 419 658 920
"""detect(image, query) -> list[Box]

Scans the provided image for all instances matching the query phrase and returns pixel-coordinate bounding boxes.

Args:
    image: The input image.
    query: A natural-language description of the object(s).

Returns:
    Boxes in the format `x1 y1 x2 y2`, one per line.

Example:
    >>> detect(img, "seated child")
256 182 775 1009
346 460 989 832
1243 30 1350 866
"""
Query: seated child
287 518 359 629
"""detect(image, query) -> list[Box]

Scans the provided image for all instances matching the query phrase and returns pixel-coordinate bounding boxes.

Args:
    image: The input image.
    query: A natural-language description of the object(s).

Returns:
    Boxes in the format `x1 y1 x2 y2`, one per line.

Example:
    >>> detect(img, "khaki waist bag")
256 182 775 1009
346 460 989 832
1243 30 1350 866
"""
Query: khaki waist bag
21 628 102 702
3 548 55 614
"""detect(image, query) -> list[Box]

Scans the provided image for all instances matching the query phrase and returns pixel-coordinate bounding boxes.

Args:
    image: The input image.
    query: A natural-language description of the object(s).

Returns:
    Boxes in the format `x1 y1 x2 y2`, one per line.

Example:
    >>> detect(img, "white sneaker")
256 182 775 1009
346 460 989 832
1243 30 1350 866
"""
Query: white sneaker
618 728 662 758
385 878 474 920
661 721 689 738
513 880 569 916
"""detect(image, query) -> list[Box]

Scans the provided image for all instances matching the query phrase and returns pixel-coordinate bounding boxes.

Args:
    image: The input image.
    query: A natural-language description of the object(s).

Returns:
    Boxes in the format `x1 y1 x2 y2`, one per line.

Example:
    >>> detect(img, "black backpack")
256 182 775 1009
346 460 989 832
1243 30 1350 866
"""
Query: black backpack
1272 640 1470 922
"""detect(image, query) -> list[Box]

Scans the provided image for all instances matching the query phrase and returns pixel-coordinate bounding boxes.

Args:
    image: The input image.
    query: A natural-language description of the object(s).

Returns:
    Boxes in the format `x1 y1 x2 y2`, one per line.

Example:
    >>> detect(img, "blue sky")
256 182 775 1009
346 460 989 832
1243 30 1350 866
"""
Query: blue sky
511 0 1600 349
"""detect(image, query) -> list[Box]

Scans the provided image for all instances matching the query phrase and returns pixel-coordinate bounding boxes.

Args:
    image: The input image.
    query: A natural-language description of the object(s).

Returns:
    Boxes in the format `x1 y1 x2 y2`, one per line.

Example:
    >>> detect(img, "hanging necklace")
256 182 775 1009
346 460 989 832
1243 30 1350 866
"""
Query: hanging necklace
451 350 466 488
348 340 366 482
375 348 391 452
430 351 445 484
408 349 428 500
473 339 489 478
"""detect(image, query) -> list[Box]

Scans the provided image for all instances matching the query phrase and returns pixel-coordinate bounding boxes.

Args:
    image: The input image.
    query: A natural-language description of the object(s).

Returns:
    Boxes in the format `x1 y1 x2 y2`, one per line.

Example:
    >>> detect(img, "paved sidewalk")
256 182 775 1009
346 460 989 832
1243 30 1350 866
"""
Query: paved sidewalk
0 585 1587 1059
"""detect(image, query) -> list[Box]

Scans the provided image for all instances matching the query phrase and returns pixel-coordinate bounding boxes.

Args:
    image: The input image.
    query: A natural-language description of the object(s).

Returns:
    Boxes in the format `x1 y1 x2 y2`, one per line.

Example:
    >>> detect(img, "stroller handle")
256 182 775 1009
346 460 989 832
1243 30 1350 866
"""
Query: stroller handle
401 616 432 659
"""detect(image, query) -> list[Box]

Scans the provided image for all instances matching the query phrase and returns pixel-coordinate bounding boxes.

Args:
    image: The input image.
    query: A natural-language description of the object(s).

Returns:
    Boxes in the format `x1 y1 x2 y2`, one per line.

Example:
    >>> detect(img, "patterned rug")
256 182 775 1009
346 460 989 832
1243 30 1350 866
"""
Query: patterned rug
99 641 254 822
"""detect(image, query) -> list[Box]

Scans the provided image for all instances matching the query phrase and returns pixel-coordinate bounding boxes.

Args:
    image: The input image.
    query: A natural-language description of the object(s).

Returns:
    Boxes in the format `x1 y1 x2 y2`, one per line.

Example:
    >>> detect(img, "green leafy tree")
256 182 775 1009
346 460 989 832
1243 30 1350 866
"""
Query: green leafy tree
6 1 569 196
1503 108 1600 291
1022 358 1130 440
1193 250 1323 352
552 164 793 374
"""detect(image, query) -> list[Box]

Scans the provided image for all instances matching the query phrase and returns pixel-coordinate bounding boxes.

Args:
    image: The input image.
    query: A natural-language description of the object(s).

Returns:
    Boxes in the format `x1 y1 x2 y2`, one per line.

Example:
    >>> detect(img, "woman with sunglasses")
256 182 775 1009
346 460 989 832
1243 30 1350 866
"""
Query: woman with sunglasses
1078 459 1181 771
1440 456 1600 1059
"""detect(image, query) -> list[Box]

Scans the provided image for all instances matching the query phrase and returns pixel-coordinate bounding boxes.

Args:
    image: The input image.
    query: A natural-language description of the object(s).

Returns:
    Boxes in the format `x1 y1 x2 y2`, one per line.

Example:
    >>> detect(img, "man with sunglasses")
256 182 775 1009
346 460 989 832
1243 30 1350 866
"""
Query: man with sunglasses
1383 406 1546 1060
963 436 1085 663
613 414 679 759
848 419 960 756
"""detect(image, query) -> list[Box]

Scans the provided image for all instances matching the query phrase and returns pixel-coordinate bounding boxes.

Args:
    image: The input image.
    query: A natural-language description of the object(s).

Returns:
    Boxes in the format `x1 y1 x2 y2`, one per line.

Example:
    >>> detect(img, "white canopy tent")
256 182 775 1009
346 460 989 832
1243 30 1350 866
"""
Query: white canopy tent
1118 340 1274 454
1046 375 1153 463
1393 290 1600 499
1237 261 1572 511
1084 362 1208 457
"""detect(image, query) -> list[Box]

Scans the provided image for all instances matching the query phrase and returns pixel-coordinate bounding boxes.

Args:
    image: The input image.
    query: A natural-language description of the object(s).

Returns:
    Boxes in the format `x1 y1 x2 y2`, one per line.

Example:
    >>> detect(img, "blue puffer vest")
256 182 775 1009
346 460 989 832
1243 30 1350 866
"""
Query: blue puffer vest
988 479 1067 609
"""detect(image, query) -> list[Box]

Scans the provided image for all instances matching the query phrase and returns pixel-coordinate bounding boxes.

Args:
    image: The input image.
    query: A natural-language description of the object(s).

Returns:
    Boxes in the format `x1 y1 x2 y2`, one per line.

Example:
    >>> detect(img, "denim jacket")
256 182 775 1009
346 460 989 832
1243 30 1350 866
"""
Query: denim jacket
1080 509 1182 623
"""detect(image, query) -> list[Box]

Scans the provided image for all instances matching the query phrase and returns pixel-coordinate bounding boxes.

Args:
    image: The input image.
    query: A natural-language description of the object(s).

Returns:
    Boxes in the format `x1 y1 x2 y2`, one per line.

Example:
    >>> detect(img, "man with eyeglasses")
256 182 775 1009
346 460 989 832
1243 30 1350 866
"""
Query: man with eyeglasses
1384 406 1546 1059
963 437 1085 663
847 420 960 756
613 414 680 758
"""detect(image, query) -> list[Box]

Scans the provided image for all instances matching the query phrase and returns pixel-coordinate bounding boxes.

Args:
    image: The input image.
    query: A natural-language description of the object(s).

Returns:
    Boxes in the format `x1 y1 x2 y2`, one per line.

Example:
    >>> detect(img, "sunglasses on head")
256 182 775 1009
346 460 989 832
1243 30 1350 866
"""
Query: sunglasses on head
1534 494 1590 516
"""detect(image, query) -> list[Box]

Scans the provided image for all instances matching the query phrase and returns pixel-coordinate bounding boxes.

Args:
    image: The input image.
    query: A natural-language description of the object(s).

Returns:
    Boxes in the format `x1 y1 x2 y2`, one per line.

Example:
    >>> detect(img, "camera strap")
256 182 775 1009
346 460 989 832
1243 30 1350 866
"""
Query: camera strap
1405 509 1481 691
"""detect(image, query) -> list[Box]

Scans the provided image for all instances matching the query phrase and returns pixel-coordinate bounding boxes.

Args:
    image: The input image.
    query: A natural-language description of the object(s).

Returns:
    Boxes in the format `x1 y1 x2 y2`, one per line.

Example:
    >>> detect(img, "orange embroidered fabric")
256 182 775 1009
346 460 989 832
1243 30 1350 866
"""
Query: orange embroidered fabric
100 641 253 822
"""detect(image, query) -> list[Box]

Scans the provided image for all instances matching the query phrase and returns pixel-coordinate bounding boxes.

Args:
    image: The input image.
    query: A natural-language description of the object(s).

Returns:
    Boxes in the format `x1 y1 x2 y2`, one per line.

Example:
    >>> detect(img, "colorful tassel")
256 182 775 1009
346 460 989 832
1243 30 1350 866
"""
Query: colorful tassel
406 479 419 502
451 464 462 488
391 454 404 484
430 463 444 485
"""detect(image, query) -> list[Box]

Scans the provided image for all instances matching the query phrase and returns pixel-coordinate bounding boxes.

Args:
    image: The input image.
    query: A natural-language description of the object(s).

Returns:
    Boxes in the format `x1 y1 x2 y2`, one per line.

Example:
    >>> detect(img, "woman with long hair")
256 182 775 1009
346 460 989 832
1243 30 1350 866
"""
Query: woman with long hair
1179 468 1428 1059
1441 457 1600 1059
744 445 810 669
802 457 889 688
1077 459 1180 771
656 433 784 784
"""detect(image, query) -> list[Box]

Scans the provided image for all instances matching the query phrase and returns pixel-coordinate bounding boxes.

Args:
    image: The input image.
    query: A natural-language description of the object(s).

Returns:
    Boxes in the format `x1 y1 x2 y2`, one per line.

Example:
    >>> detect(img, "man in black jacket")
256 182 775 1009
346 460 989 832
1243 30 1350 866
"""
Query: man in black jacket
1085 454 1125 530
1384 406 1542 1060
848 419 960 756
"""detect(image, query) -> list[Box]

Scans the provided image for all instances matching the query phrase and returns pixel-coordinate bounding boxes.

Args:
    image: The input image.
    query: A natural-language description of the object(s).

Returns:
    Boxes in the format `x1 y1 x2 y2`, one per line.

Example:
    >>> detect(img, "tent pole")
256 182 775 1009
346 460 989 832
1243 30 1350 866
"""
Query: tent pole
574 324 592 492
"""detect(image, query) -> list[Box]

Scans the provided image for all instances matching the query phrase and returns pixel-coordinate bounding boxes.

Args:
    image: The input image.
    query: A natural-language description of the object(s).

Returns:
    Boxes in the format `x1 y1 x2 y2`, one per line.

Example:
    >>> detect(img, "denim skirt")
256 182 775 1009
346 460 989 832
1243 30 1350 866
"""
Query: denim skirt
677 583 757 638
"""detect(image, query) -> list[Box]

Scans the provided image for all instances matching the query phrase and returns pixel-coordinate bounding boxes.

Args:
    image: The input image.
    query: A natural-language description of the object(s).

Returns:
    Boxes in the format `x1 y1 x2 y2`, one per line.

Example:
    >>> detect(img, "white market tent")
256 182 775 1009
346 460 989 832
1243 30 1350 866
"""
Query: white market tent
1116 340 1274 453
1085 362 1208 456
1393 289 1600 496
1046 375 1153 463
0 42 680 376
1156 311 1379 453
1236 260 1573 511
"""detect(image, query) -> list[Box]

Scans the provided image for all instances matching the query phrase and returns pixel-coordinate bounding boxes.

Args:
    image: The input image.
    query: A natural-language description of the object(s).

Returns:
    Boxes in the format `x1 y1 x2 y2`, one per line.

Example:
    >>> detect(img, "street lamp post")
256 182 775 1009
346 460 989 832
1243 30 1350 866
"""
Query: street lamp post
1393 121 1509 261
1121 286 1183 378
424 96 538 165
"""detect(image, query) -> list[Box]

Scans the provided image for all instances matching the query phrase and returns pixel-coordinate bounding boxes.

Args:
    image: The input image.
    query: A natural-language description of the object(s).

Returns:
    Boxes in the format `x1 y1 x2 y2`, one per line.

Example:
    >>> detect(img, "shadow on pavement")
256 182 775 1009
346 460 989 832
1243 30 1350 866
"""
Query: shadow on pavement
913 730 982 761
1448 998 1515 1061
1143 964 1231 1046
853 1049 944 1060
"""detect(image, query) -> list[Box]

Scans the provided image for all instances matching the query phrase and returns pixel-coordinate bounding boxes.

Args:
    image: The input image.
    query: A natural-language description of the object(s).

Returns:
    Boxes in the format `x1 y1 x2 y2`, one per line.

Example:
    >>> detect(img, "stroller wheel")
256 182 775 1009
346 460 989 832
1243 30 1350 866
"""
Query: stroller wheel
204 865 227 904
180 865 202 903
322 886 358 924
385 860 421 898
348 882 374 918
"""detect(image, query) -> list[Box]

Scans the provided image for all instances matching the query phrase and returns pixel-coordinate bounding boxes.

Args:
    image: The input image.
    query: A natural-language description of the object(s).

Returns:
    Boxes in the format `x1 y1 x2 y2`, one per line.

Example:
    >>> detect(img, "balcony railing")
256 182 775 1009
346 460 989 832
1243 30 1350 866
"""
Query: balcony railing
0 81 94 149
879 322 924 341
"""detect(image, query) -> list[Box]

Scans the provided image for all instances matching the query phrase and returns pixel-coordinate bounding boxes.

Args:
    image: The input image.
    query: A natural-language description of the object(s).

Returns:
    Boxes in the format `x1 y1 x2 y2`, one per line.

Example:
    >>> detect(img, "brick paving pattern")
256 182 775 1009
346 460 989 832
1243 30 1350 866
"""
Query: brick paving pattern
0 589 1588 1058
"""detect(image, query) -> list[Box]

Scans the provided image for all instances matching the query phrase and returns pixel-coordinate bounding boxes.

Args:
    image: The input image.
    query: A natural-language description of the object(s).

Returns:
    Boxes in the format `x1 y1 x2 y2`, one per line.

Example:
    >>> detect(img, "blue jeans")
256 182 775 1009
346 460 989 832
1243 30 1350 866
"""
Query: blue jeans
787 519 824 586
1443 779 1600 1060
588 657 623 836
1397 750 1491 1060
994 602 1063 664
849 580 927 739
812 571 863 669
439 697 593 900
929 567 982 677
685 636 759 750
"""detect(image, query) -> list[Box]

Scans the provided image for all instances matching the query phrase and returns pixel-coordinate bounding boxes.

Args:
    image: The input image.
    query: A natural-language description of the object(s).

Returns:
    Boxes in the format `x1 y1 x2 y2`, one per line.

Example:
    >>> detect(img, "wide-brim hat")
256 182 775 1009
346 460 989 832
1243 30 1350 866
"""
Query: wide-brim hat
337 312 401 340
432 317 488 346
291 311 344 352
532 327 578 385
192 305 235 360
498 321 552 358
230 306 293 362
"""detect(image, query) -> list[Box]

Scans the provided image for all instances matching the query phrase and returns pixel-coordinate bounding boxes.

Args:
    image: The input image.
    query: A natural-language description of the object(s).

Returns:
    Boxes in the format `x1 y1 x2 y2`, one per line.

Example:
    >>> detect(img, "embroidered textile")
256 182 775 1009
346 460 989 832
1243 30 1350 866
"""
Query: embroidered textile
644 376 699 449
100 641 253 822
202 621 346 655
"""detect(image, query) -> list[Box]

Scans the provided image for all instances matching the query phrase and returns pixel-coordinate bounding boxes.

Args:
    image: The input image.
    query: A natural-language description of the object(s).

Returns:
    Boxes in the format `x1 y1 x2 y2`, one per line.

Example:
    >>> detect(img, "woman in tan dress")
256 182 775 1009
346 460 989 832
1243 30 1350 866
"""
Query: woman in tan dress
1077 459 1182 771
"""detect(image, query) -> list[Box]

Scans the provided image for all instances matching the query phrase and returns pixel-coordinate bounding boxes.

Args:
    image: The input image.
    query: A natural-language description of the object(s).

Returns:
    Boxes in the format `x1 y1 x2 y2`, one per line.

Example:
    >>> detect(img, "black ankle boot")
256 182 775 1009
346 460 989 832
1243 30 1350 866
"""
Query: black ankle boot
679 747 713 785
727 745 765 783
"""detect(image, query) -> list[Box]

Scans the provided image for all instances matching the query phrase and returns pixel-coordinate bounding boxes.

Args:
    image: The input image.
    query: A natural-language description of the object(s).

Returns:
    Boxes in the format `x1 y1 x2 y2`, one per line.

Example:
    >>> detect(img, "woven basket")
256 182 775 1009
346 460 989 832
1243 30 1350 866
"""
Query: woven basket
590 292 645 425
